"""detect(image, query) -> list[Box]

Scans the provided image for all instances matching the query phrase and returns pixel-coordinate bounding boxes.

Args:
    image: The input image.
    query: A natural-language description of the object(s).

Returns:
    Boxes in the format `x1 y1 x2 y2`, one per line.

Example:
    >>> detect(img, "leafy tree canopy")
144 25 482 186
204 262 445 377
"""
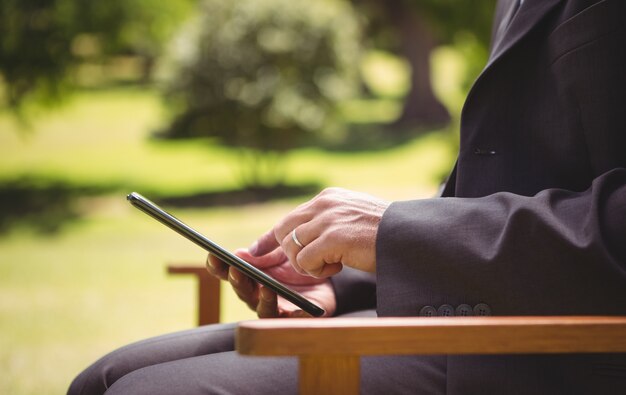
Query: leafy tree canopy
0 0 193 112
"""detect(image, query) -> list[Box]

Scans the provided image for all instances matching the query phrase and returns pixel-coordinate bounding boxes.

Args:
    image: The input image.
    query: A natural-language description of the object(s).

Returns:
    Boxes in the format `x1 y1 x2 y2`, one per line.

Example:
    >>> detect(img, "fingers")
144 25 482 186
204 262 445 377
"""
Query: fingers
296 237 344 278
226 266 285 318
206 254 229 280
279 218 318 273
281 220 344 278
256 188 344 275
286 310 312 318
249 229 280 257
272 201 318 245
228 267 259 312
235 247 287 270
280 231 303 275
282 189 387 275
209 250 286 317
212 251 327 318
256 286 280 318
257 287 311 318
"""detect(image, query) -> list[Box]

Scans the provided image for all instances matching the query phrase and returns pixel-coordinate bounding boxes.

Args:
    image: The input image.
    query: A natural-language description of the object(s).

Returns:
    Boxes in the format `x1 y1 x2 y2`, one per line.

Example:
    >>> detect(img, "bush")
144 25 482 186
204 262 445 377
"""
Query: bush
159 0 363 186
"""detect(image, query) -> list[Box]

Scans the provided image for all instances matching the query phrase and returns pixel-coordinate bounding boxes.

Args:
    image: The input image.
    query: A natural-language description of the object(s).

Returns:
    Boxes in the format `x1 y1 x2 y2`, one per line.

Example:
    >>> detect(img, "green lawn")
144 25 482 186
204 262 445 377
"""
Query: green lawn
0 49 462 394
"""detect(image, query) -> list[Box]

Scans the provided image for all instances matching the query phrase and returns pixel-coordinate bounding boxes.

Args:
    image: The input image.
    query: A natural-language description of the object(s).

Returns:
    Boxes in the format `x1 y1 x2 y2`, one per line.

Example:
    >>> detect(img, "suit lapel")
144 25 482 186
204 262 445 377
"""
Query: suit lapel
451 0 566 195
487 0 563 69
492 0 520 49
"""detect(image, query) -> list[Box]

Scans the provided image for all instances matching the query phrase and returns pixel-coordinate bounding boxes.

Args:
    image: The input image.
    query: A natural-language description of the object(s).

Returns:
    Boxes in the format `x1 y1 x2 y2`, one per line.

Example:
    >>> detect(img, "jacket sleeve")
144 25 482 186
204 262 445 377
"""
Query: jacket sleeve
375 167 626 317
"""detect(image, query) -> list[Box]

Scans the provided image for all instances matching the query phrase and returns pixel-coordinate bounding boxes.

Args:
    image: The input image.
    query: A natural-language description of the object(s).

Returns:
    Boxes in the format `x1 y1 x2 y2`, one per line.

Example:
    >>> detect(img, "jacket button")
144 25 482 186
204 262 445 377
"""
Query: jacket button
437 304 455 317
473 303 492 316
455 304 474 316
419 306 438 317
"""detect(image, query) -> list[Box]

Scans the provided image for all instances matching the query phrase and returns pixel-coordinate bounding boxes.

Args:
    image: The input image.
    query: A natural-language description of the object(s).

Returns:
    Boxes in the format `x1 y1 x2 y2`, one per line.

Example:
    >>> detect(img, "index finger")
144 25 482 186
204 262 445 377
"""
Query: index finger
249 229 280 257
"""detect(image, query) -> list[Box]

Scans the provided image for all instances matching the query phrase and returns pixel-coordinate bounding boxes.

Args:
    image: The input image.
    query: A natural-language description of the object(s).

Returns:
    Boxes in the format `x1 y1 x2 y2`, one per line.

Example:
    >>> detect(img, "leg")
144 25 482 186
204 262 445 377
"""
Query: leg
104 352 446 395
68 323 236 395
104 351 297 395
69 311 446 395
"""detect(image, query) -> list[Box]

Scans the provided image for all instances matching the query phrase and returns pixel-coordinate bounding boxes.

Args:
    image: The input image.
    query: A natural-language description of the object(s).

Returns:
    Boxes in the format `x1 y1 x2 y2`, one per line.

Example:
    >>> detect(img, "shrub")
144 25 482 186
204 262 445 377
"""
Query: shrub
159 0 363 186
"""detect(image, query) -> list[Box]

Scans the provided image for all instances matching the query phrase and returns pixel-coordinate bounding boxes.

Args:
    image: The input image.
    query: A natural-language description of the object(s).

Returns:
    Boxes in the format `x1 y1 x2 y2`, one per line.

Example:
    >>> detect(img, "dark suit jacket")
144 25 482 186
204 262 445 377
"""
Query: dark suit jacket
333 0 626 393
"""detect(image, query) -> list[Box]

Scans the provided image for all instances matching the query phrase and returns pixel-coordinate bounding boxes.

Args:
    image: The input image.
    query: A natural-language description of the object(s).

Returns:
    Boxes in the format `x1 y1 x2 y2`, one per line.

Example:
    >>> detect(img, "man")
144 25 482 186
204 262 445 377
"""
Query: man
69 0 626 393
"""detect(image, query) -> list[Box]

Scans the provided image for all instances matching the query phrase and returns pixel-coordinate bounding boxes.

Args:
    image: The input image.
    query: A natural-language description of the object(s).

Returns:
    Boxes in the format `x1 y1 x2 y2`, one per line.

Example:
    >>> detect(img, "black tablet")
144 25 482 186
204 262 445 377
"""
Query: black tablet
127 192 325 317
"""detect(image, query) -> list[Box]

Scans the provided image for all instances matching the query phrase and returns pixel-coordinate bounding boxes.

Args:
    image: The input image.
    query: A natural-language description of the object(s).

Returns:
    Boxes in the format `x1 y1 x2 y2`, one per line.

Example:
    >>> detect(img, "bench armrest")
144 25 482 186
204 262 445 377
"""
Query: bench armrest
236 316 626 395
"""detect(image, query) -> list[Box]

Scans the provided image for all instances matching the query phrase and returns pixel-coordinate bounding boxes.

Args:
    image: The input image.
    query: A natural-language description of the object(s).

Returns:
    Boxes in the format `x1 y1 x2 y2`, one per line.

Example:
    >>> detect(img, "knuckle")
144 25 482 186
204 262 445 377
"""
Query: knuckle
318 187 332 196
295 254 308 270
308 267 325 278
296 253 321 277
273 222 287 241
281 232 292 247
314 194 336 210
318 229 341 247
320 186 342 195
315 188 339 203
291 258 307 275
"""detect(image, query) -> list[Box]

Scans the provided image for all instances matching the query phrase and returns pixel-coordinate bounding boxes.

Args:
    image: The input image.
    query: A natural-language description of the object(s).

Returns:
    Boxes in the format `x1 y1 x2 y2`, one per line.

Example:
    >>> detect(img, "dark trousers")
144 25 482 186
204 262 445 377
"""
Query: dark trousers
68 310 446 395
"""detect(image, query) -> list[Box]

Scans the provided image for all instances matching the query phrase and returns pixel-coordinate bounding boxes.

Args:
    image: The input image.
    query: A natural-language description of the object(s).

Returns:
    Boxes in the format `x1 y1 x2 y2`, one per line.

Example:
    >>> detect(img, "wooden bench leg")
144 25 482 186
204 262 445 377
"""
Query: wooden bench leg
299 355 360 395
167 265 221 326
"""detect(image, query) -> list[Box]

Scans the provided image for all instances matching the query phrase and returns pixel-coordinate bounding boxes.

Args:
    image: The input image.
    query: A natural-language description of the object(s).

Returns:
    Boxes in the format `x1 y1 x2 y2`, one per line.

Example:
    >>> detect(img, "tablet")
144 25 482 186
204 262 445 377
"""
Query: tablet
127 192 325 317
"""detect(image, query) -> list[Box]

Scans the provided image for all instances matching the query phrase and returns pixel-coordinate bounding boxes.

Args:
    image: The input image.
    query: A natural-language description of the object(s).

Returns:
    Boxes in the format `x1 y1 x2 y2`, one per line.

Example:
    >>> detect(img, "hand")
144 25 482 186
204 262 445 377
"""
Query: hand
254 187 389 277
206 248 337 318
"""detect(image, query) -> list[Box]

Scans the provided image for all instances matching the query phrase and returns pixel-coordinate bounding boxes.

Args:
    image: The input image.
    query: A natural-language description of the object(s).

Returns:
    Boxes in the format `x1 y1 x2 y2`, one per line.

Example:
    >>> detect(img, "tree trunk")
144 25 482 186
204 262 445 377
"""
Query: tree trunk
382 2 451 129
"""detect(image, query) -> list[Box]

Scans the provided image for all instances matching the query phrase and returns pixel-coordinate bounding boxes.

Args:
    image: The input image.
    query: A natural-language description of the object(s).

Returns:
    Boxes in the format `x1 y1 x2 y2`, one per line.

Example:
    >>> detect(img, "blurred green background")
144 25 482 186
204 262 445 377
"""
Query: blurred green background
0 0 495 393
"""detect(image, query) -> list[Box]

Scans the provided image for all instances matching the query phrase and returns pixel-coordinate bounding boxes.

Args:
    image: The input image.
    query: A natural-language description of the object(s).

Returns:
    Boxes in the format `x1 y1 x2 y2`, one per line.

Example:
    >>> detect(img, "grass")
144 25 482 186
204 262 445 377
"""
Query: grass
0 201 296 394
0 47 465 394
0 89 239 195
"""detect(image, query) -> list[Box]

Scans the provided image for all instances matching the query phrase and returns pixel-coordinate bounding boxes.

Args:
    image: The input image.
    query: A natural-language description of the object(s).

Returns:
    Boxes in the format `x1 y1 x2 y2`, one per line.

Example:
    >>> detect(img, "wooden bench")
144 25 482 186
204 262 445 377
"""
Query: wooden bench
237 316 626 395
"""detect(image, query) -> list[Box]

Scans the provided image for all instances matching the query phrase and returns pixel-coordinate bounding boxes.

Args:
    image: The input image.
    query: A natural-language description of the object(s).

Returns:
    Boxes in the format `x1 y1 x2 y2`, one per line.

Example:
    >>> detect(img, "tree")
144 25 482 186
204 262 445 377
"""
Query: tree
159 0 363 187
0 0 193 115
353 0 496 128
